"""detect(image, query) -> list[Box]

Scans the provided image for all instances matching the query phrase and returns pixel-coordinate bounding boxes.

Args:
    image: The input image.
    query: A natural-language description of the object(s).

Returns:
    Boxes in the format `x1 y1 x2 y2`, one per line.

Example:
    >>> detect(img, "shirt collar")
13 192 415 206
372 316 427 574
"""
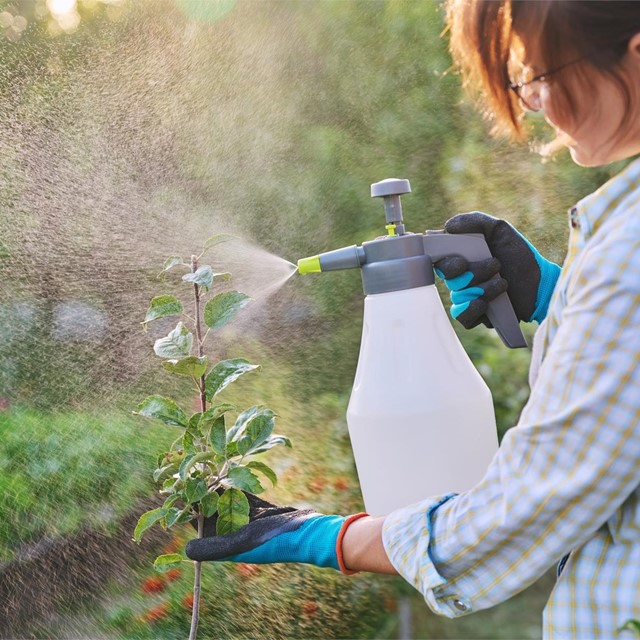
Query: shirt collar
569 156 640 240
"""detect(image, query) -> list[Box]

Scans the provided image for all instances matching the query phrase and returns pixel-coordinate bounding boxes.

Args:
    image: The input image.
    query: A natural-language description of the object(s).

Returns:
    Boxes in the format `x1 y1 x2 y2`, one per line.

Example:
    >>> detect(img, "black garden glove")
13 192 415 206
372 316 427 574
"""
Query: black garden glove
434 212 561 329
185 492 366 573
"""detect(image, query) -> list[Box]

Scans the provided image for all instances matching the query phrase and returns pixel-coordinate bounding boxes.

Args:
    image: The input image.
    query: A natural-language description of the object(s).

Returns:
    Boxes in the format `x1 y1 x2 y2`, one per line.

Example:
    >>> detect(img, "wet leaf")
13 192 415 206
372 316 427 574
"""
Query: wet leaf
154 554 183 573
216 488 250 535
182 430 196 454
227 406 274 444
226 467 264 493
202 233 235 252
154 322 193 358
199 404 235 432
134 508 167 543
208 415 227 455
161 256 186 272
182 265 214 292
248 434 292 455
135 395 188 427
187 412 203 434
153 462 179 482
200 491 219 517
204 359 260 399
203 291 251 330
143 295 183 324
164 507 183 527
162 478 177 493
179 453 197 481
179 450 217 480
162 356 208 378
185 478 209 503
236 413 275 455
246 461 277 487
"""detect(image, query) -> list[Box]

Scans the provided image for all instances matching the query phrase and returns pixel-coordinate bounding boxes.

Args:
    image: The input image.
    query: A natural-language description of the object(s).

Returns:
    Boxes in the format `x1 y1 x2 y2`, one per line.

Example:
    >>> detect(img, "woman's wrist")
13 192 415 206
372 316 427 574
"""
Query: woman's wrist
340 515 398 575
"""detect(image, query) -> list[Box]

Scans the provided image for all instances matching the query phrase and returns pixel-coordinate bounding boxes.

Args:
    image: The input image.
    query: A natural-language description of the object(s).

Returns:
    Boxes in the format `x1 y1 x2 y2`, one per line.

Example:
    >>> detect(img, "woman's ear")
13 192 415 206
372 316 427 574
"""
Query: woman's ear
627 33 640 61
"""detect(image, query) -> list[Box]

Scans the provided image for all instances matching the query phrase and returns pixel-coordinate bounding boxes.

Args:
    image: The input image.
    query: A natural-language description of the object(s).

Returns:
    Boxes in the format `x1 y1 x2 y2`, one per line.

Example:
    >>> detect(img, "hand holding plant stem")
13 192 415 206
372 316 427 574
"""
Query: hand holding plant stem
133 234 292 640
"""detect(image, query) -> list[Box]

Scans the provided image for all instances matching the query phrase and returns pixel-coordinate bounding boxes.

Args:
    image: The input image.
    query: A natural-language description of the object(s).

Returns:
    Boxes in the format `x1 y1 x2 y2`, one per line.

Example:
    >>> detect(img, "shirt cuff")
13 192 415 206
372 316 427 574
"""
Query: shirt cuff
382 493 473 618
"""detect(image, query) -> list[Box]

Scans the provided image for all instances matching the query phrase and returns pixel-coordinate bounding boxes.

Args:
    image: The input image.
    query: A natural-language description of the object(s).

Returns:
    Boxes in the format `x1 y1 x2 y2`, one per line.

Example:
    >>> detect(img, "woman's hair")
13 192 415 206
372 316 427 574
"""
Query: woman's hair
445 0 640 140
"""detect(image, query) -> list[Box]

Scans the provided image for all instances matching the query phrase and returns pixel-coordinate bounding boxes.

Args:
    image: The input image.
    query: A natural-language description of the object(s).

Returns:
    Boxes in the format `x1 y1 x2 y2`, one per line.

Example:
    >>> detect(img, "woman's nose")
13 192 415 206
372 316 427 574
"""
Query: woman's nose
520 82 542 112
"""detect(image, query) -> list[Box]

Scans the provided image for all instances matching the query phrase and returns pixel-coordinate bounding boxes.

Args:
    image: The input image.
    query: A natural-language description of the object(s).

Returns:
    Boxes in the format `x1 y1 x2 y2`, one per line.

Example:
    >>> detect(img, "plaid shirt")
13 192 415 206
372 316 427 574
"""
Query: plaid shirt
382 157 640 639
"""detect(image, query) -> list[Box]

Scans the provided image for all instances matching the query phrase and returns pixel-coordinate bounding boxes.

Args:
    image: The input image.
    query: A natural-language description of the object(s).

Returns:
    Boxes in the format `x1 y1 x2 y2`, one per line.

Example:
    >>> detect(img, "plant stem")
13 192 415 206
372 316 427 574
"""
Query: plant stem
189 513 204 640
191 255 207 414
190 254 207 640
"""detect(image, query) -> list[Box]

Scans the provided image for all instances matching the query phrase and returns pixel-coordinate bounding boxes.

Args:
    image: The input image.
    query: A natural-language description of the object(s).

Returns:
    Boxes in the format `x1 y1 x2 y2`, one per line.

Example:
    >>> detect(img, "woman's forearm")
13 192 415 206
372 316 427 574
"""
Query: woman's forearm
341 515 398 574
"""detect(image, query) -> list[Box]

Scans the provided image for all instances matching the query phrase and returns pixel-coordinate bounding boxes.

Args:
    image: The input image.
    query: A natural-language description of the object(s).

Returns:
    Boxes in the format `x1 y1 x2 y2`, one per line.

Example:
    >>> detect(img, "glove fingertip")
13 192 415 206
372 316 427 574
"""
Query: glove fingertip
434 255 468 279
455 298 488 330
444 211 495 235
185 538 203 561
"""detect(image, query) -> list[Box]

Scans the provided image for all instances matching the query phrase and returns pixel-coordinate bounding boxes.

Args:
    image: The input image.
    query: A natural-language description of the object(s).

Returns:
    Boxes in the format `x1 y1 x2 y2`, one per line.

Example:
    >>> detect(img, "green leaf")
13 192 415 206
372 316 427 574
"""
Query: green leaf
203 291 252 330
162 356 208 378
143 295 183 325
182 430 196 454
153 462 179 483
208 415 227 455
154 553 184 573
228 407 274 444
163 494 180 509
205 359 260 400
199 404 235 432
134 508 167 543
216 488 250 535
162 478 177 493
621 620 640 635
185 478 209 503
182 265 214 292
164 507 183 527
200 491 219 517
202 233 235 252
236 413 275 455
226 466 264 493
179 450 217 480
246 461 277 488
154 322 193 358
161 256 186 272
135 395 188 427
188 412 203 433
179 453 197 481
248 434 293 455
176 511 195 525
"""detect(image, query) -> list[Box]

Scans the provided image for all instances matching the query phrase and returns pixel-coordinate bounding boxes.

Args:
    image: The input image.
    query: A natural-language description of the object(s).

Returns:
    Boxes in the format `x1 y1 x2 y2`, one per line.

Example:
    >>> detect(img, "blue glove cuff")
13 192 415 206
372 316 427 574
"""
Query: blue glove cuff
523 237 561 323
225 514 345 569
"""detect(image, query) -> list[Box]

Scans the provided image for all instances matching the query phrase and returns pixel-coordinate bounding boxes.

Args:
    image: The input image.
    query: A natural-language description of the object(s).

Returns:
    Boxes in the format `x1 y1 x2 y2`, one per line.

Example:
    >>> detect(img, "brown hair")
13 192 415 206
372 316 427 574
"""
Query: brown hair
445 0 640 141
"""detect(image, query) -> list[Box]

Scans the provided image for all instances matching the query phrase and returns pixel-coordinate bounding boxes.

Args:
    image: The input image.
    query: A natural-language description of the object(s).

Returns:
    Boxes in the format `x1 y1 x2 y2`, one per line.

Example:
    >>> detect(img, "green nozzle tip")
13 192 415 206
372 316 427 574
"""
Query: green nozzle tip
297 255 321 275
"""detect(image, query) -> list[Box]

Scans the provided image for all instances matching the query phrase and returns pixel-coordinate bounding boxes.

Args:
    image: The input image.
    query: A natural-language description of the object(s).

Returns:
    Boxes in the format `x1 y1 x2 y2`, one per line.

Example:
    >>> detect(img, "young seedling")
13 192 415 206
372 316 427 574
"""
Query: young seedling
133 234 292 640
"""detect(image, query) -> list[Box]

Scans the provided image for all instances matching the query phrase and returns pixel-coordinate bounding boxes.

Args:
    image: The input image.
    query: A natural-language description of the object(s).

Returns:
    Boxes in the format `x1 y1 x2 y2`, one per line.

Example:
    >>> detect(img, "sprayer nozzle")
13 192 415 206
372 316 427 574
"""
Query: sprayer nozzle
297 255 321 275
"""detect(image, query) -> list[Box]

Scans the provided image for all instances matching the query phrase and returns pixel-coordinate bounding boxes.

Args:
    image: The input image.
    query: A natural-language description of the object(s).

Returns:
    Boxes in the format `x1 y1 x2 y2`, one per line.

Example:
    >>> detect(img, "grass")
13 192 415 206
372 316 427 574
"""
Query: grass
0 408 175 562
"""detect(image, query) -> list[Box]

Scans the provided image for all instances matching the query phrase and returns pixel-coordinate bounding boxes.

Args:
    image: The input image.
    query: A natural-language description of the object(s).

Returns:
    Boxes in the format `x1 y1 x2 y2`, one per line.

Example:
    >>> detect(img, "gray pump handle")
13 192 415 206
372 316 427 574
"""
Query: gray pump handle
423 231 528 349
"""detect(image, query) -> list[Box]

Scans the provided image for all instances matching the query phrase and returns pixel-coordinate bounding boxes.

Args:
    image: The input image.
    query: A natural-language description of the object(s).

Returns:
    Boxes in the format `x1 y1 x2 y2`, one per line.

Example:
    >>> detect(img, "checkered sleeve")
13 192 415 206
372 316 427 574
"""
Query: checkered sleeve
382 220 640 618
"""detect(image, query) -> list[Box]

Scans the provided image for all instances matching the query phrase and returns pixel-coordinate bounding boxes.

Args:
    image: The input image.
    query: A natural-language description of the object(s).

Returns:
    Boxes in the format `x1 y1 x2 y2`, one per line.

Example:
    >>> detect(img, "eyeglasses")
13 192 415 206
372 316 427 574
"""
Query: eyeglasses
507 55 587 112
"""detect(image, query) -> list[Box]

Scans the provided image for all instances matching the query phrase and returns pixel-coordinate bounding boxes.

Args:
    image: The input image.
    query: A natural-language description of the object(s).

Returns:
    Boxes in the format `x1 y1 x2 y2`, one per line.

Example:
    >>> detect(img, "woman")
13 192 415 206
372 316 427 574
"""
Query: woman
186 2 640 636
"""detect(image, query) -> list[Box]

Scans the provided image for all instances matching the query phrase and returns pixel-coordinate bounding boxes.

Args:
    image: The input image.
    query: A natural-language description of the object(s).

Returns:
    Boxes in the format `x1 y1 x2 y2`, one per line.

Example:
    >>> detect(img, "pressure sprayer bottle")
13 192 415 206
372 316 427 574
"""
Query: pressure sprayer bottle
297 179 527 516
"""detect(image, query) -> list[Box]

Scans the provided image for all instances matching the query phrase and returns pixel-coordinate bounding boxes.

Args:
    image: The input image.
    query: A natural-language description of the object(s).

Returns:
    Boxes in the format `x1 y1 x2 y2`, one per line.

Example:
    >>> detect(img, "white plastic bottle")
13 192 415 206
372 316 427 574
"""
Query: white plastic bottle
297 178 525 517
346 284 499 516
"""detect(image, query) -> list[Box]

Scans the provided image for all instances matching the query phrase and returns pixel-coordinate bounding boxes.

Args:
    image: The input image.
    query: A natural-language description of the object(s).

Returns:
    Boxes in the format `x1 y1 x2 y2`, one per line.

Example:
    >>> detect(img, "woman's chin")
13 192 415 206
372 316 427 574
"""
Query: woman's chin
568 145 603 168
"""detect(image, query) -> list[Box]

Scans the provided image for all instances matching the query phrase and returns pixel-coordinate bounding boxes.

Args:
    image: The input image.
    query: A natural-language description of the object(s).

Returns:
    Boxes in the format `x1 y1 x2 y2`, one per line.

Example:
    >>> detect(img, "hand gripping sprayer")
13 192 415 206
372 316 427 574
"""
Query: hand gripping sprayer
297 179 527 516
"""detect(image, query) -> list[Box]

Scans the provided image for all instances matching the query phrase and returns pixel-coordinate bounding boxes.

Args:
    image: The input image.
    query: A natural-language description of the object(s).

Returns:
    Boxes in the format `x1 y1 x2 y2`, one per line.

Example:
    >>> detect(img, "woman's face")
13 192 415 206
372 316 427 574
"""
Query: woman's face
522 35 640 167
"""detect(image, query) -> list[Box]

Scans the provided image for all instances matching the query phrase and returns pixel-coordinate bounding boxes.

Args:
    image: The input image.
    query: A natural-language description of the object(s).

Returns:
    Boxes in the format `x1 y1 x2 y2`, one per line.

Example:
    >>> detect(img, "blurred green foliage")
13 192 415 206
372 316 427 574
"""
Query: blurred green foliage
0 409 174 562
